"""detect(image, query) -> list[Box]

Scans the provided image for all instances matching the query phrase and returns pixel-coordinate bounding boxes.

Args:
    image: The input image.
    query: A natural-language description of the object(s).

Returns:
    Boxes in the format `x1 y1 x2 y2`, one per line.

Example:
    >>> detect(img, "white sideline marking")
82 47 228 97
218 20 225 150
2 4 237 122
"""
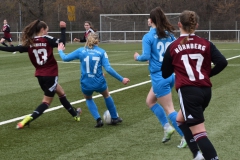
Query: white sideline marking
226 55 240 60
0 80 151 126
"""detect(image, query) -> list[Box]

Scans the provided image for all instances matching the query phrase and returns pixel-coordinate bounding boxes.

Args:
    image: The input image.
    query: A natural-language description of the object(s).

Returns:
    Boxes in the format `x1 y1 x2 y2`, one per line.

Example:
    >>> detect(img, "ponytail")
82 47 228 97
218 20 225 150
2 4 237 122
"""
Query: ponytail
22 20 47 47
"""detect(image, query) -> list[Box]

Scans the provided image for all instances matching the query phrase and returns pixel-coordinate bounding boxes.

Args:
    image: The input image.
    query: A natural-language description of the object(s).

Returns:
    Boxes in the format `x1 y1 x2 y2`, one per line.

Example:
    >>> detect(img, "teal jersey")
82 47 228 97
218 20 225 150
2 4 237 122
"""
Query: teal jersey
59 46 123 90
137 28 176 73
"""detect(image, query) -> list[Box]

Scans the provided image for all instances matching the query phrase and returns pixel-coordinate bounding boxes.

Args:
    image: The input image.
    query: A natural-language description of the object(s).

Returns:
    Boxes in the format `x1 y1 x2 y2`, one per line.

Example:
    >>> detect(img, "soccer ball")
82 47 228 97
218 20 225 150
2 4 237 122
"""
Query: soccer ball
103 110 112 124
103 110 119 124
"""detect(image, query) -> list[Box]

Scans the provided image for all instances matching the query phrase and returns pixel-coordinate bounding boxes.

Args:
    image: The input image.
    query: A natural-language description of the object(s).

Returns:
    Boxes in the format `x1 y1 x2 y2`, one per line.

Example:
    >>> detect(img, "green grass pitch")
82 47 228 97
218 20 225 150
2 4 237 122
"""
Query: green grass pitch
0 42 239 160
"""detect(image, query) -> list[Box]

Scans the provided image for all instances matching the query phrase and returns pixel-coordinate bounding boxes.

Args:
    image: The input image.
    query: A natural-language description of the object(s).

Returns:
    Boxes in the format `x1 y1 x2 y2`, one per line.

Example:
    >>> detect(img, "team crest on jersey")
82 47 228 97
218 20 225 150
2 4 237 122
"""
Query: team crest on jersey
154 34 158 39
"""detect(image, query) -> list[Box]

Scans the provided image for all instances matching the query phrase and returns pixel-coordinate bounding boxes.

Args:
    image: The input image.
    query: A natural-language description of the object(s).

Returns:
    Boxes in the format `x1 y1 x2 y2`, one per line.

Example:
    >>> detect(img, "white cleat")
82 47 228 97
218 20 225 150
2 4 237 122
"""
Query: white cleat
193 151 205 160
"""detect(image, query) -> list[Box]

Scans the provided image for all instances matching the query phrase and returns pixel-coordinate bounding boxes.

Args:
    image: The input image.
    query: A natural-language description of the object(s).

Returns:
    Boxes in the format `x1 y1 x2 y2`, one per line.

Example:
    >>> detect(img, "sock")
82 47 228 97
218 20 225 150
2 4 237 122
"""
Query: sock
168 111 184 137
31 102 49 120
194 132 219 160
86 99 100 120
178 123 199 158
59 95 77 117
104 96 118 119
150 103 168 127
2 42 8 47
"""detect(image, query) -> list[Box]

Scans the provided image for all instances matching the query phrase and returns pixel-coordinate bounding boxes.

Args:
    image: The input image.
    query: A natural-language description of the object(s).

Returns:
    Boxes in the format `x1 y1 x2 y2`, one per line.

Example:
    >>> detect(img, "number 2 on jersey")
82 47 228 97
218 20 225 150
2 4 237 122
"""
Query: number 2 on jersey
181 53 204 81
157 41 171 62
84 56 100 74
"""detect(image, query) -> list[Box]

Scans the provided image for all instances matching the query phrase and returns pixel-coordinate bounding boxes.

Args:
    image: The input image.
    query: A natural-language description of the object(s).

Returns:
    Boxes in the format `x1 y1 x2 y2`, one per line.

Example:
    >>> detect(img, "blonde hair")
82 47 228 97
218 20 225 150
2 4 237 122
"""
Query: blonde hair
85 33 99 48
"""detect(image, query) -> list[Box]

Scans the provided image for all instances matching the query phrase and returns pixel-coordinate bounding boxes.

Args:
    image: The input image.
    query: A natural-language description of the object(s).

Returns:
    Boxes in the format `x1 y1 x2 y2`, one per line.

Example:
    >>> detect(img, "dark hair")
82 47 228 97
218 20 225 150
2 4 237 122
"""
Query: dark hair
150 7 175 38
179 10 199 44
84 21 97 32
22 20 47 47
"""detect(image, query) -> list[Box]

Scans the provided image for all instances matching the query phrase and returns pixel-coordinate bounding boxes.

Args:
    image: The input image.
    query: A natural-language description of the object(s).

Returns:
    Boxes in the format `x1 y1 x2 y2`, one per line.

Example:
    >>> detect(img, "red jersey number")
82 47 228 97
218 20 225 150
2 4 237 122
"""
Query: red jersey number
181 53 204 81
33 49 48 65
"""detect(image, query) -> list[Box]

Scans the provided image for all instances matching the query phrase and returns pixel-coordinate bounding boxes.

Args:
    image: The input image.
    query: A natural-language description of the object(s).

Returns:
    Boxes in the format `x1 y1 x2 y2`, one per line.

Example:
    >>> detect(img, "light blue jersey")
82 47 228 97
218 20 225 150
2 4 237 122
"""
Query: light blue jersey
136 28 176 97
59 46 123 95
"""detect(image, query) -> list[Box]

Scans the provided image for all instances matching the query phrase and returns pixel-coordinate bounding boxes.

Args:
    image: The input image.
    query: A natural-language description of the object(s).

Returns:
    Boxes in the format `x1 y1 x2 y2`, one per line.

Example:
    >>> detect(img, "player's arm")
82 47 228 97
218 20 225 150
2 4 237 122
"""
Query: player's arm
161 45 174 79
79 36 86 42
102 52 124 82
134 35 151 61
0 45 28 53
58 43 79 61
209 42 228 77
47 21 66 47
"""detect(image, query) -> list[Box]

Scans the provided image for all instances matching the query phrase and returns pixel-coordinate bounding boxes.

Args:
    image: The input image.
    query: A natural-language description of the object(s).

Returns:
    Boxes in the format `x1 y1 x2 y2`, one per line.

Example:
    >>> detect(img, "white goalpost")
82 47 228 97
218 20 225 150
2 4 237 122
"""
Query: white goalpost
99 13 180 42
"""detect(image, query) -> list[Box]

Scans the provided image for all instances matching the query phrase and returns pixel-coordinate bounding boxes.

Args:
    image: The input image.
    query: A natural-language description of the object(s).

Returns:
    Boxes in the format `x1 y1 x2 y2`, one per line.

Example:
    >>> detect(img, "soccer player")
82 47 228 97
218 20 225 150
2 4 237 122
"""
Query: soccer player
0 20 81 129
0 19 14 47
58 32 130 128
134 6 188 148
0 19 16 54
73 21 95 43
161 10 228 160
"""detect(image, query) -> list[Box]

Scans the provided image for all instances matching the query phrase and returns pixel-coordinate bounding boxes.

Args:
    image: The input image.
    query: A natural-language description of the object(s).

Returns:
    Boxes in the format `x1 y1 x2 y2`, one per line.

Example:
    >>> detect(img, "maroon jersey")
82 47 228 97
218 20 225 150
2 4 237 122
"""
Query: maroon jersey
0 28 66 77
28 36 58 76
161 34 228 90
2 24 11 38
80 28 94 42
170 35 212 89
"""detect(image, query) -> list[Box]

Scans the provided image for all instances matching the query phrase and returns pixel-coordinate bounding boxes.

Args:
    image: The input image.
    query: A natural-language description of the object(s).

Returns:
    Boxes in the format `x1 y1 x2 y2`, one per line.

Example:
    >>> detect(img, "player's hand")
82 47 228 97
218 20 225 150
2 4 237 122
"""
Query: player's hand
58 43 65 51
59 21 66 28
73 38 80 42
134 52 139 61
122 78 130 85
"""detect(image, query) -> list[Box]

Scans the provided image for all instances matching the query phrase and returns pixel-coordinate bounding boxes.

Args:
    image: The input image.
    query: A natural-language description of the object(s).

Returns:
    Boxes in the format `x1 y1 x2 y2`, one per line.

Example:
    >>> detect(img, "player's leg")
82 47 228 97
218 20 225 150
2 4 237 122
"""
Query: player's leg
189 87 218 160
100 87 122 125
146 87 174 142
0 38 8 47
83 92 103 127
56 84 81 121
7 38 14 47
16 76 57 129
147 87 169 128
177 111 203 159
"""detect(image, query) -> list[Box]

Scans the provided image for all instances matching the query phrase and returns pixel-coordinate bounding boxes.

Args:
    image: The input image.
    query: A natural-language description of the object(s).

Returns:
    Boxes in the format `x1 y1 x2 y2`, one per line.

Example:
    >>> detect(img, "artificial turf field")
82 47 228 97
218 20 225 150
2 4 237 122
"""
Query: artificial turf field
0 42 239 160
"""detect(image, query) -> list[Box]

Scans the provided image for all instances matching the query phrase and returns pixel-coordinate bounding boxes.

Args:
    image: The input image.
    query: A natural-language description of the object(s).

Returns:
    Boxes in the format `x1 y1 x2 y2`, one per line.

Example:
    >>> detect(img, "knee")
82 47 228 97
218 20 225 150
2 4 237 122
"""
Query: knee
146 100 155 108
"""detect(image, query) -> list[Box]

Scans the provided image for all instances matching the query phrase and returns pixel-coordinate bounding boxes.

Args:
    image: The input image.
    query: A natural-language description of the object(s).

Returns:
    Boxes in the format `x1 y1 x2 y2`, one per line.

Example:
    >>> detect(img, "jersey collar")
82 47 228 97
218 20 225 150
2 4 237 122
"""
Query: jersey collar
180 34 195 37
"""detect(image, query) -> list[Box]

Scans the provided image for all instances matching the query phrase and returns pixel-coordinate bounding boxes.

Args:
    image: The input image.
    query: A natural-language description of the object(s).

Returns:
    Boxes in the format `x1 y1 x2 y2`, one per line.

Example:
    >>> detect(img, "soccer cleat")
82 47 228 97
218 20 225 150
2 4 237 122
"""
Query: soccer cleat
177 137 187 148
193 151 205 160
16 115 33 129
162 125 175 143
110 117 123 125
74 108 82 122
95 119 104 128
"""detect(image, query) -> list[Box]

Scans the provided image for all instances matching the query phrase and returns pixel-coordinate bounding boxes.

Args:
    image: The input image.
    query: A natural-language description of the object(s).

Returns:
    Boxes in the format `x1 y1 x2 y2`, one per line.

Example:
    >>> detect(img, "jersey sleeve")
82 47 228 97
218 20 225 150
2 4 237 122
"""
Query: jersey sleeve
79 36 86 42
102 52 123 82
5 25 10 32
161 44 174 78
209 42 228 77
0 45 28 53
58 49 80 62
46 28 66 48
136 35 151 61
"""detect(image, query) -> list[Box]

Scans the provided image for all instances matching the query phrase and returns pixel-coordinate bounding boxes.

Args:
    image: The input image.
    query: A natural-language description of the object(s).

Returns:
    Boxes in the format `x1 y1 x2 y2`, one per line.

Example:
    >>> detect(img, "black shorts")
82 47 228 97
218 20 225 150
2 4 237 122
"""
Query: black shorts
37 76 58 97
2 37 12 42
177 86 211 127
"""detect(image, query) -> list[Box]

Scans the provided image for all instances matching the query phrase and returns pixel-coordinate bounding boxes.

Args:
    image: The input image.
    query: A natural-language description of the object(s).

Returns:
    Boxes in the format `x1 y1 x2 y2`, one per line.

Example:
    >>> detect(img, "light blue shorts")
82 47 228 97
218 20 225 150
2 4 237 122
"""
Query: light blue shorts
151 72 175 98
81 83 107 96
